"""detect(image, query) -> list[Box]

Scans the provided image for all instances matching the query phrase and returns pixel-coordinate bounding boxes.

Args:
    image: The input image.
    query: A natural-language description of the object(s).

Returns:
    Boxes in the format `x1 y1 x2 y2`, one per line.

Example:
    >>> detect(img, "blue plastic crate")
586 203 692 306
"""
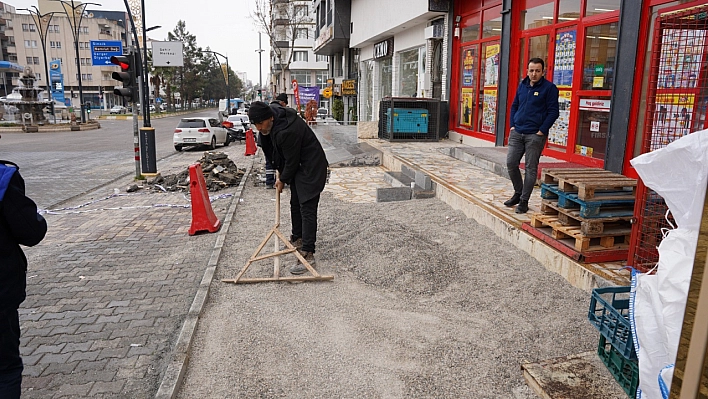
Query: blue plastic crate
588 286 636 360
386 108 428 133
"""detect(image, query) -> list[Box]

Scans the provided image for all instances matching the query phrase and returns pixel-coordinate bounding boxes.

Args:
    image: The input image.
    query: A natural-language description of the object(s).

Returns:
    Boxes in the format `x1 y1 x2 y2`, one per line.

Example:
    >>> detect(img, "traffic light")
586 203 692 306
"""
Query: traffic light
85 102 91 114
110 53 136 102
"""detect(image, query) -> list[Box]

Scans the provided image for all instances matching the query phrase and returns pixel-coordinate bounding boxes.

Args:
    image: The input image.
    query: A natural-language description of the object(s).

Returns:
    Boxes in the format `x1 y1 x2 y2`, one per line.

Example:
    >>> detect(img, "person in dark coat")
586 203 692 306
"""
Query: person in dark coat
0 160 47 398
248 101 328 275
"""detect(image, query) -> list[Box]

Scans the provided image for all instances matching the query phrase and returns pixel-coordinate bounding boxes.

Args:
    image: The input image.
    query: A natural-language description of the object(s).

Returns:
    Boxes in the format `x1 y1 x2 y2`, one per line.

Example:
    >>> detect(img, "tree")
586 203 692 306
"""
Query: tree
252 0 313 94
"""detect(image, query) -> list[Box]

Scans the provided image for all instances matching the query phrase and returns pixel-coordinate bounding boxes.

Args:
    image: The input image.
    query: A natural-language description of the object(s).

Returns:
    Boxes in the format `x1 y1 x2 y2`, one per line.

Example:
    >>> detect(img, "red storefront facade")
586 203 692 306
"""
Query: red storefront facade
449 0 708 176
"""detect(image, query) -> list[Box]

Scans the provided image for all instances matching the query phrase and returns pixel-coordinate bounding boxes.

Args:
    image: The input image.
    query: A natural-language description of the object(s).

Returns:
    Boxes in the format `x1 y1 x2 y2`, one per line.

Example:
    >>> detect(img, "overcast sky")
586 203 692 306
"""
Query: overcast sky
9 0 271 87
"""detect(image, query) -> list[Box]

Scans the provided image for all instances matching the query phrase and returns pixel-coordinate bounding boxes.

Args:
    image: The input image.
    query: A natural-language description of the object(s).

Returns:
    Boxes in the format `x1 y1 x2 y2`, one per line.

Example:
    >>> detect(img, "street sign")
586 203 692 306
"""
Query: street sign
91 40 124 66
152 41 184 67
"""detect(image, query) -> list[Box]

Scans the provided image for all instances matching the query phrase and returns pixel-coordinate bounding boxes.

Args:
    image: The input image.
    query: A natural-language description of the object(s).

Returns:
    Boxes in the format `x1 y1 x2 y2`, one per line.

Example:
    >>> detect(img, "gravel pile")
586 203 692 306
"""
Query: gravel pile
175 171 614 399
147 151 244 192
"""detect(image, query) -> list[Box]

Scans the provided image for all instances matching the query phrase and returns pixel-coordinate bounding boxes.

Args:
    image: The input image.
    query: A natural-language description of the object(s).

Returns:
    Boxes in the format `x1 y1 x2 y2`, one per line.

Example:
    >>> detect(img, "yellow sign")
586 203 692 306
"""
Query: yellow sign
342 79 356 96
322 87 333 98
221 64 229 84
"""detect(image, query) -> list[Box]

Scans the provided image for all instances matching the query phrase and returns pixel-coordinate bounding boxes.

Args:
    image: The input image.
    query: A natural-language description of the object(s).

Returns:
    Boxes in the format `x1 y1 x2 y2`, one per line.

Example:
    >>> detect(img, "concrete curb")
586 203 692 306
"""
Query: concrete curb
154 160 254 399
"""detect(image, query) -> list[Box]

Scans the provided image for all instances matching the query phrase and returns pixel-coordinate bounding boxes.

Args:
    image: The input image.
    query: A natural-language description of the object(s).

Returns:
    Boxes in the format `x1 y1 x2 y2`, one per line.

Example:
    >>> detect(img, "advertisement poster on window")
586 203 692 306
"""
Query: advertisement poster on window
553 30 576 88
460 88 474 125
658 30 706 89
481 89 497 133
462 48 475 87
548 90 571 147
484 44 499 87
651 93 695 150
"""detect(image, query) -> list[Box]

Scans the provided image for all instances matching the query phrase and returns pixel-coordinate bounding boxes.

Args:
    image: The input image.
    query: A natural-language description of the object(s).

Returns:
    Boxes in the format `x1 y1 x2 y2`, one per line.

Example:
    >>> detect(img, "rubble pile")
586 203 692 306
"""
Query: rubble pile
147 151 244 192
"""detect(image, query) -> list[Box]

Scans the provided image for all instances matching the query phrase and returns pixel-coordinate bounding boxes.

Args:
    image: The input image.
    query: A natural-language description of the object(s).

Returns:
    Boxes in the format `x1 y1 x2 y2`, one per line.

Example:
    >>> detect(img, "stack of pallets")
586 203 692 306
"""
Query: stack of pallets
521 168 637 263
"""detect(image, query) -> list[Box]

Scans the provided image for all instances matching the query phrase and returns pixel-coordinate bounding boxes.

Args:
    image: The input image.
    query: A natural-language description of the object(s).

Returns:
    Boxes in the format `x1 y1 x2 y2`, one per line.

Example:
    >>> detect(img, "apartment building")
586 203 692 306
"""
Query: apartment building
0 0 126 109
270 0 329 109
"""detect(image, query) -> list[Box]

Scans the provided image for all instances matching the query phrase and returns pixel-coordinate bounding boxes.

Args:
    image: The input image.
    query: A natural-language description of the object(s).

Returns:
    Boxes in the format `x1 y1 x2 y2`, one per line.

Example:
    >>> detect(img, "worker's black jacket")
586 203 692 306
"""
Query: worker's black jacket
265 104 328 203
0 161 47 310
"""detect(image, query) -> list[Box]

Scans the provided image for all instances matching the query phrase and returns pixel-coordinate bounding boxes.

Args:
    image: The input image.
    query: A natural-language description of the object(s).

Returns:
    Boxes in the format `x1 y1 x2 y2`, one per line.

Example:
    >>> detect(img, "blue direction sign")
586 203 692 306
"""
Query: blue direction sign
91 40 123 66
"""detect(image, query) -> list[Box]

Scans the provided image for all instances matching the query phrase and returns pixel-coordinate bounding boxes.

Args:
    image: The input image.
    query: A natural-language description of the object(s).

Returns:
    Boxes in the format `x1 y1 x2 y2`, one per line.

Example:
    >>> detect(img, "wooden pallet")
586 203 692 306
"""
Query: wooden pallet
530 214 631 252
541 168 637 201
522 223 630 263
541 183 635 218
540 200 633 235
541 168 617 185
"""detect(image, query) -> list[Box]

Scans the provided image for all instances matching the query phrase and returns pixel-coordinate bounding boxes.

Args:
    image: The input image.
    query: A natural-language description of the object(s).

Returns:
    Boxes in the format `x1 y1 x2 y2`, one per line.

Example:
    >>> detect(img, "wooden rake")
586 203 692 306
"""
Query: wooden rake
222 178 334 284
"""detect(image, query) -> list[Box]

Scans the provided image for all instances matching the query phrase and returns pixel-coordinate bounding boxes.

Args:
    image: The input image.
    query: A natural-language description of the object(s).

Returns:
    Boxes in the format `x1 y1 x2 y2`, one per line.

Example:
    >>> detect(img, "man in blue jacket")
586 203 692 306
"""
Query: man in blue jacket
0 160 47 398
505 58 559 213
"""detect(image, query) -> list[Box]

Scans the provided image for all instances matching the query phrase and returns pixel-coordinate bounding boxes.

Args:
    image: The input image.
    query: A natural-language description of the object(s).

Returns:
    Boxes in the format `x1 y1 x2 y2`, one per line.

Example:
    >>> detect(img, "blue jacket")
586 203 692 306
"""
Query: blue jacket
0 161 47 311
509 76 560 135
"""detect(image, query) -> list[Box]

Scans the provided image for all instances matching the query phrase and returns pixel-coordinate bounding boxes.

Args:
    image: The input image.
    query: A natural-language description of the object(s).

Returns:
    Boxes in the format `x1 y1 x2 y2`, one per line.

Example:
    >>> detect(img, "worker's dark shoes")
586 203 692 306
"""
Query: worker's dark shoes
266 184 275 189
290 251 316 275
289 235 302 250
515 200 529 214
504 193 521 207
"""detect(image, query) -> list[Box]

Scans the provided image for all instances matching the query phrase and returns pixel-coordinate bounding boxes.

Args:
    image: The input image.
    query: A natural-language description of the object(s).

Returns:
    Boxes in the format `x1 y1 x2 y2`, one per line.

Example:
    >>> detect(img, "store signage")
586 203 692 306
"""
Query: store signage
342 79 357 96
49 59 65 105
428 0 449 12
314 26 333 49
579 98 611 112
373 38 394 59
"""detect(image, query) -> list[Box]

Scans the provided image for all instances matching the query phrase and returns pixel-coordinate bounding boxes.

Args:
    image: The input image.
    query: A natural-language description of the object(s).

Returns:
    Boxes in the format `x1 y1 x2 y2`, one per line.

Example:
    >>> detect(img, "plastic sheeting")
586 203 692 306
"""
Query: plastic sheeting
629 129 708 398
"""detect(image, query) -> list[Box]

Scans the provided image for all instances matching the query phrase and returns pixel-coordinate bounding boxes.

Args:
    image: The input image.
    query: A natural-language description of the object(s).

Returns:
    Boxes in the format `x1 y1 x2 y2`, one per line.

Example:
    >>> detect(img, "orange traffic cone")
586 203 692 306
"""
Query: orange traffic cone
245 129 257 156
188 163 221 235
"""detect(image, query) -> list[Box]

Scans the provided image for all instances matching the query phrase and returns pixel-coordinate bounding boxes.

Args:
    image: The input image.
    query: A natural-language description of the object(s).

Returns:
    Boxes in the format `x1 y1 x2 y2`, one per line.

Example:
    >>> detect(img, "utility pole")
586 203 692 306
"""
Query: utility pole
256 32 263 100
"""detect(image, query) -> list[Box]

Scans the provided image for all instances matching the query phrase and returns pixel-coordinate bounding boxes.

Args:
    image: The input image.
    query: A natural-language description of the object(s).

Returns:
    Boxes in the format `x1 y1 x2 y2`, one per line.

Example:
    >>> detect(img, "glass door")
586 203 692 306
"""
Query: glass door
458 45 479 127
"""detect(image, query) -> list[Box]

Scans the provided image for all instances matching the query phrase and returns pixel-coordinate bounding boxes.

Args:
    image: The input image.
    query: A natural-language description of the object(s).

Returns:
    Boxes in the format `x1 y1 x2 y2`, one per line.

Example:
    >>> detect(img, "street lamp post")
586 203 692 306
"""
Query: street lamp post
52 0 100 124
142 24 161 126
20 6 55 122
204 50 229 115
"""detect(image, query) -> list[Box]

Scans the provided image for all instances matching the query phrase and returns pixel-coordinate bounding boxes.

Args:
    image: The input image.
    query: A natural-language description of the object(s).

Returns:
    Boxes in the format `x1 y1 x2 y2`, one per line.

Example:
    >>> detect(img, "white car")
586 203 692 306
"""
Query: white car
173 117 229 151
110 105 126 114
226 114 251 141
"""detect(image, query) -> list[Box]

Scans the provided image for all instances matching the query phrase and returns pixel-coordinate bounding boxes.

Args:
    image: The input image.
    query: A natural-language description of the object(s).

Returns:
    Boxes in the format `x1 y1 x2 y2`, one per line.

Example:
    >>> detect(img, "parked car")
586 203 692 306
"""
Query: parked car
173 117 230 151
317 107 329 119
226 114 251 141
149 104 156 112
110 105 126 114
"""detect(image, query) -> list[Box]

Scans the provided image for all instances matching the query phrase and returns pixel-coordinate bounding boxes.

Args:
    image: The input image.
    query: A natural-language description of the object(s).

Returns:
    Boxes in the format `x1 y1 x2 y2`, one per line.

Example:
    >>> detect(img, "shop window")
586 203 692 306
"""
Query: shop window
459 46 478 127
461 13 480 43
482 6 502 39
576 97 611 159
378 58 392 98
398 47 422 97
585 0 620 17
521 1 554 30
558 0 581 21
479 41 500 133
360 60 374 121
582 22 618 90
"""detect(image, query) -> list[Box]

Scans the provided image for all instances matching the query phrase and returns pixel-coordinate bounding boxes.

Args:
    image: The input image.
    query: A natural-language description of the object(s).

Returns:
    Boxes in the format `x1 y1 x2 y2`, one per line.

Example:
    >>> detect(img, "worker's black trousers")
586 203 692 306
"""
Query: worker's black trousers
289 180 320 254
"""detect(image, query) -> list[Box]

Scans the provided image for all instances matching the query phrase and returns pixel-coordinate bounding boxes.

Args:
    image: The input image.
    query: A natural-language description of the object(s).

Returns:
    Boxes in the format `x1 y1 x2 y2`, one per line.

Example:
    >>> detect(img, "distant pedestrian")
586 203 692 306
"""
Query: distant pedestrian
505 58 559 214
274 93 289 108
248 101 328 275
0 160 47 398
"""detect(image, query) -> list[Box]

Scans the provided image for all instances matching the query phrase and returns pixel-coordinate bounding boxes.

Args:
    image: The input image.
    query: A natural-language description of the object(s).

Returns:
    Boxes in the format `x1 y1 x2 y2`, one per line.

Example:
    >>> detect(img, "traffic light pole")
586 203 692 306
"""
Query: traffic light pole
132 96 140 179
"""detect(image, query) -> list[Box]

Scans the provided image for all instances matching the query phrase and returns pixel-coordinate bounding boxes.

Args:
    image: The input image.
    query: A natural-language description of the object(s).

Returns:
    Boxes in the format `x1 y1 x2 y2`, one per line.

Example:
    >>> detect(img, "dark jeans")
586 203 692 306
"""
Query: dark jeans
506 130 547 201
289 179 320 254
0 308 22 399
264 157 275 187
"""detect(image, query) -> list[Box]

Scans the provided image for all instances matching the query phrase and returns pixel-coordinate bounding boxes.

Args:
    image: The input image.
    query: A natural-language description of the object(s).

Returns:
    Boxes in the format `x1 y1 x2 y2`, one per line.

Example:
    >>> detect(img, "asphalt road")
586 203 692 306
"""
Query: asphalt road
0 109 219 209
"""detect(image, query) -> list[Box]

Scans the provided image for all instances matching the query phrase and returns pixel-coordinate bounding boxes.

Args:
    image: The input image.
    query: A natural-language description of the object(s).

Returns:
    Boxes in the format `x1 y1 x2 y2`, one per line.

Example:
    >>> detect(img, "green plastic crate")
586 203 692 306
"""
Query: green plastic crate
597 334 639 398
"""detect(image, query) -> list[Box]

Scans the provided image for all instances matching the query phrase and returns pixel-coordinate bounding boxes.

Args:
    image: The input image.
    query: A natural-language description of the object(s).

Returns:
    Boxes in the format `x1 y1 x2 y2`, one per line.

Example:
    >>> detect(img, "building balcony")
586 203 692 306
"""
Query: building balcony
273 18 289 26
